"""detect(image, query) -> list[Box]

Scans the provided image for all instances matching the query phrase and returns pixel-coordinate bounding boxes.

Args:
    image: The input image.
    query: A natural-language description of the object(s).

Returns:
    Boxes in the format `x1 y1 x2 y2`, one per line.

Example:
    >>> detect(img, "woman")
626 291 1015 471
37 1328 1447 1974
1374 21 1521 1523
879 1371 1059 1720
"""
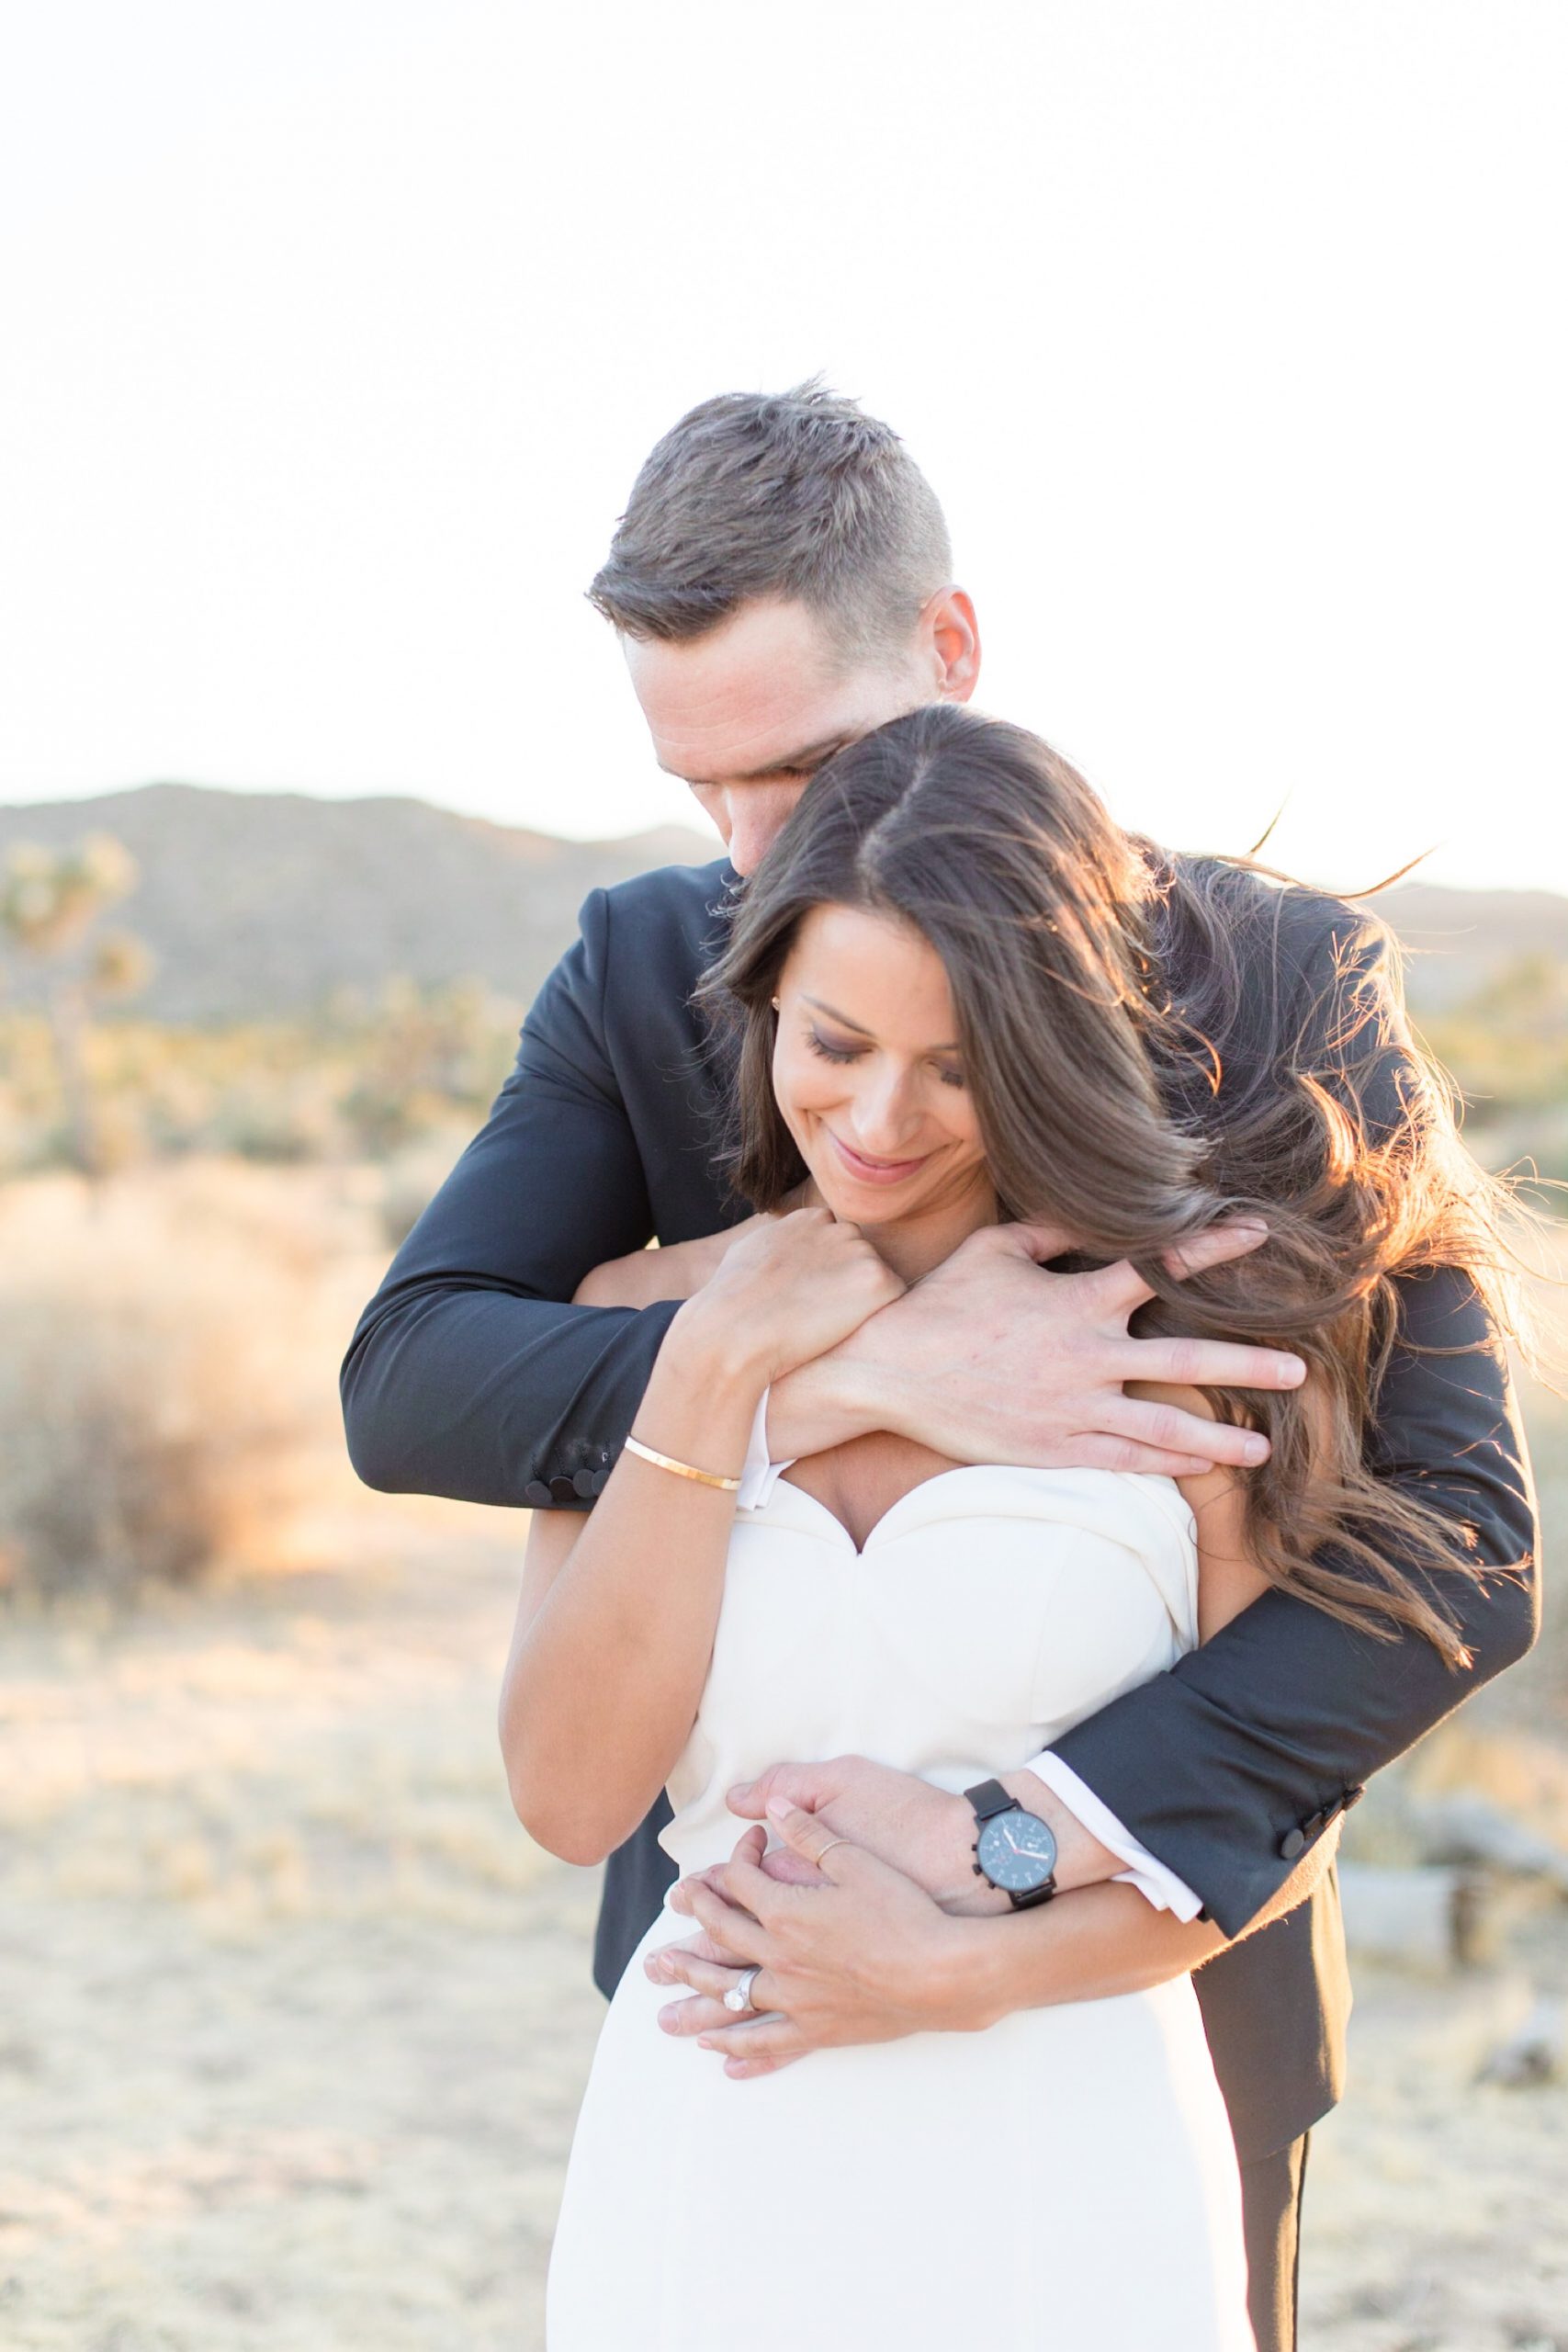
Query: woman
501 705 1518 2349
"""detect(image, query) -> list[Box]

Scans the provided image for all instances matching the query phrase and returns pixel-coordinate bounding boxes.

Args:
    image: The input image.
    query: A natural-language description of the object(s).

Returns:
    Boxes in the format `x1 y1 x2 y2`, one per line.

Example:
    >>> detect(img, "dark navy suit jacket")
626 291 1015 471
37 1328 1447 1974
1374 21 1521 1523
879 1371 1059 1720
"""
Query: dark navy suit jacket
341 856 1539 2163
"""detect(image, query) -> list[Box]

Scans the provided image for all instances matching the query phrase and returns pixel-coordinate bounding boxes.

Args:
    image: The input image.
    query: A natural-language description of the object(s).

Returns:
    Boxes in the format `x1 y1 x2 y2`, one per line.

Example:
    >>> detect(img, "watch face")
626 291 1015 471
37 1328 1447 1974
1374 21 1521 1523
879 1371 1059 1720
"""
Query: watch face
976 1807 1057 1894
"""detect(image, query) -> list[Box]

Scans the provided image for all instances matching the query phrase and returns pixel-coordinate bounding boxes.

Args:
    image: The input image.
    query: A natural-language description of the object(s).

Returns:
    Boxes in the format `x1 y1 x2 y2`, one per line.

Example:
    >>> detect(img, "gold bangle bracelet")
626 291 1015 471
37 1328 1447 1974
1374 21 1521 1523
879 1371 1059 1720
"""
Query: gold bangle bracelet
623 1433 743 1492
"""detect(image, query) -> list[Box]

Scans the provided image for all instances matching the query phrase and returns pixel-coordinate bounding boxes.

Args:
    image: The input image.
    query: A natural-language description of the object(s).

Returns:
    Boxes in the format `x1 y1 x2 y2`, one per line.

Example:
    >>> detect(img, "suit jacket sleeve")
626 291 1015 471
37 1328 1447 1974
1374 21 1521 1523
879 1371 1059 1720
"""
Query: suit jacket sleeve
1052 1265 1538 1935
339 885 683 1509
1050 902 1542 1938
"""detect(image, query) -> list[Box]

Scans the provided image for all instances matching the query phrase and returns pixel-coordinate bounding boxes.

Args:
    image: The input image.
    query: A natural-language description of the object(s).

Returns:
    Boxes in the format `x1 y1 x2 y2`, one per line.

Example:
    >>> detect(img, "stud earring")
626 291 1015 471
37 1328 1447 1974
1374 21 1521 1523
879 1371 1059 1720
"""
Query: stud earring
770 997 780 1011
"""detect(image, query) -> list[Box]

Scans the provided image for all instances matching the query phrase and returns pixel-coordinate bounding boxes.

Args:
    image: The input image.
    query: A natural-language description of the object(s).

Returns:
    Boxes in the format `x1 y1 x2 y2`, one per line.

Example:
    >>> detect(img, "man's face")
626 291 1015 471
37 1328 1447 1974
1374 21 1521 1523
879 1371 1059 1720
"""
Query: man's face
625 594 976 876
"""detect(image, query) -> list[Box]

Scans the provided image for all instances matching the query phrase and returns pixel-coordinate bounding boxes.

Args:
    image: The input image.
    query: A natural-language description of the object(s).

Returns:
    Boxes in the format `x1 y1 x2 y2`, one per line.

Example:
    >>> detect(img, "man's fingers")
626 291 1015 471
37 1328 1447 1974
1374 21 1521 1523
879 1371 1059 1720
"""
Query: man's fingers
655 1991 736 2038
1101 1394 1272 1468
1112 1336 1306 1393
679 1875 773 1964
669 1861 730 1909
695 2010 803 2062
1163 1218 1270 1280
1087 1219 1270 1319
987 1219 1075 1265
1070 1432 1220 1478
1081 1255 1162 1318
644 1940 748 2000
682 1930 736 1965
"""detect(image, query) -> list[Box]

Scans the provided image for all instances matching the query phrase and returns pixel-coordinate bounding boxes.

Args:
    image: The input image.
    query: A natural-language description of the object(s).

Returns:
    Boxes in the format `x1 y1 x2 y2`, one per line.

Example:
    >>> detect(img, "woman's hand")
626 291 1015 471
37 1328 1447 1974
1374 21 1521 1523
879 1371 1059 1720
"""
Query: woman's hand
649 1812 976 2079
671 1207 905 1388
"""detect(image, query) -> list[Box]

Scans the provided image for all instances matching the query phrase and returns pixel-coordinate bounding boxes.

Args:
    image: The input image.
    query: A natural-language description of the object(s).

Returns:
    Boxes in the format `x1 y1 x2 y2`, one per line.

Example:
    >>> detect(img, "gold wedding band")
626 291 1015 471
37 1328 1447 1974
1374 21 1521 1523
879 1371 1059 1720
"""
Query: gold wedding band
815 1838 849 1867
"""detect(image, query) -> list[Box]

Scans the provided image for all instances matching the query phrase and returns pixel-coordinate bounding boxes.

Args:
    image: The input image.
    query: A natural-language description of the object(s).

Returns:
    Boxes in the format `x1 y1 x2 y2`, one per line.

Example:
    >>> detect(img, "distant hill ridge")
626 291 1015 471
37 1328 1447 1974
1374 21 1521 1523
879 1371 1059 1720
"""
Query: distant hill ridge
0 781 1562 1025
0 782 717 1022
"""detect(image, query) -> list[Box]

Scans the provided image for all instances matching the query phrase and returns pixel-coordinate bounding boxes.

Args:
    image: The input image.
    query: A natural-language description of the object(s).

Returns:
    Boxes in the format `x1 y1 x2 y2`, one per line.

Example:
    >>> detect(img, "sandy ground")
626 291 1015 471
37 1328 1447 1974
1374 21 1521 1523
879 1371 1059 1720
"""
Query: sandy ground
3 1487 1564 2352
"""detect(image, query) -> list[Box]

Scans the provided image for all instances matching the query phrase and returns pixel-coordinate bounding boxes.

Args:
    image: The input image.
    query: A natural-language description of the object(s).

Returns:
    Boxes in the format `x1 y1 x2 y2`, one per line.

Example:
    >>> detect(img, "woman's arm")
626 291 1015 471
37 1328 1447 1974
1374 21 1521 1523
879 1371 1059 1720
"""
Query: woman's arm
499 1210 903 1865
500 1314 763 1863
574 1183 817 1309
1126 1375 1335 1642
571 1217 772 1311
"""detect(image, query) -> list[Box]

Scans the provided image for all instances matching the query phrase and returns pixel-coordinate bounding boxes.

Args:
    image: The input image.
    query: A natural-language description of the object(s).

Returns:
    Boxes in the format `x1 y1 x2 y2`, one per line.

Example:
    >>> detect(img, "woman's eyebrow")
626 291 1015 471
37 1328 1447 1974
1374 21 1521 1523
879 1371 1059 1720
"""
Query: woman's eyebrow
802 994 873 1034
802 995 960 1051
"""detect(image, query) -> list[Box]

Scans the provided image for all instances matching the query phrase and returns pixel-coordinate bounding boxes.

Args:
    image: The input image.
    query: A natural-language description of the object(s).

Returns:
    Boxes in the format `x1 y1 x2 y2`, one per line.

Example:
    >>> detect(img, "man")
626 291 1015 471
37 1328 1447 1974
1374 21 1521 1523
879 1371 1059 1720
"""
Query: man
341 383 1537 2352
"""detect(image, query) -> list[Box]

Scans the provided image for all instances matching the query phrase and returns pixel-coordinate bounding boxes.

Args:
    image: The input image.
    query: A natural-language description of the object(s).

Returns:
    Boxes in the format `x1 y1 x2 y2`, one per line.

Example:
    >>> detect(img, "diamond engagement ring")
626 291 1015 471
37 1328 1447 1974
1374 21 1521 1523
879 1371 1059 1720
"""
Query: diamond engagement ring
723 1966 762 2015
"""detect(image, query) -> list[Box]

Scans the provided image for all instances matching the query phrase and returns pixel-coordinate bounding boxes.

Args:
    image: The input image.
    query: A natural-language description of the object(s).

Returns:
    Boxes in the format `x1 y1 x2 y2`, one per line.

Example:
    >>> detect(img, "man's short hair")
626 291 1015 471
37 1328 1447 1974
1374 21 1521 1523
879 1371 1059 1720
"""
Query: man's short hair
587 379 953 663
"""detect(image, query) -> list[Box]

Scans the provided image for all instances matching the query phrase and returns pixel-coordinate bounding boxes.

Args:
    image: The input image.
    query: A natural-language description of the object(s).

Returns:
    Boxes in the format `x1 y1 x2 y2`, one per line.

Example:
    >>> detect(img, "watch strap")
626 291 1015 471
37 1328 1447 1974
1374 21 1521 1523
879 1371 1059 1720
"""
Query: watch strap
1008 1873 1059 1911
965 1778 1060 1909
964 1776 1017 1825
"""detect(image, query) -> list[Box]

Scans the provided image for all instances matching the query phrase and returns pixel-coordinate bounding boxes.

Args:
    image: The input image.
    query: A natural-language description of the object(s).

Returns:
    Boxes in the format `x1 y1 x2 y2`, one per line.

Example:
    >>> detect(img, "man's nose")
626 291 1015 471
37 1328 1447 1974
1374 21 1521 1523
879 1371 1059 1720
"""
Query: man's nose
726 810 773 878
723 784 805 877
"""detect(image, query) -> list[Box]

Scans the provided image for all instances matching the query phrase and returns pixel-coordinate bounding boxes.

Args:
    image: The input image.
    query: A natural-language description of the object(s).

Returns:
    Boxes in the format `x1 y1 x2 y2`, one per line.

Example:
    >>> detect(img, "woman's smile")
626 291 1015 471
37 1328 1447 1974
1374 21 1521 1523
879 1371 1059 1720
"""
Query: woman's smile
770 903 997 1272
824 1129 935 1187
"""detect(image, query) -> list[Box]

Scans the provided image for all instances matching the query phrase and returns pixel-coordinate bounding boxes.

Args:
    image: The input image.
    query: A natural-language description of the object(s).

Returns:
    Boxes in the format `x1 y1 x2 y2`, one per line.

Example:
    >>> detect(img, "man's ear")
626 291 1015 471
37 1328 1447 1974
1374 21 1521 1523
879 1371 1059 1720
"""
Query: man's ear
919 585 981 704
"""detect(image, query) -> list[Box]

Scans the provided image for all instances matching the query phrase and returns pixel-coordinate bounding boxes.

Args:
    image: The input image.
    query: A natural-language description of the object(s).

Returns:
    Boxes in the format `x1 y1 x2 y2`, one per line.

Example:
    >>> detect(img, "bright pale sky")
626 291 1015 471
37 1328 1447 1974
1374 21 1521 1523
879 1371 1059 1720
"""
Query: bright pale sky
3 2 1565 896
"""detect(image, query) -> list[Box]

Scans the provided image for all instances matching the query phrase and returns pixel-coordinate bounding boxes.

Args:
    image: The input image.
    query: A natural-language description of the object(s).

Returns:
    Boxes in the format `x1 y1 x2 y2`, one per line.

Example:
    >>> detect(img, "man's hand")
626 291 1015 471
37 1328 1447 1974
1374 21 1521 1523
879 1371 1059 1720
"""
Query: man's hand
766 1216 1305 1475
720 1755 1121 1913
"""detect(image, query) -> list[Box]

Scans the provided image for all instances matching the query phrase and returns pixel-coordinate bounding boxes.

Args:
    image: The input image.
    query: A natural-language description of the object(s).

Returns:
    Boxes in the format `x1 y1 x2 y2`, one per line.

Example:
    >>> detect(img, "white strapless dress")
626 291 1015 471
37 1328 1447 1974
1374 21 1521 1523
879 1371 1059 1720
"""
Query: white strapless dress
546 1465 1255 2349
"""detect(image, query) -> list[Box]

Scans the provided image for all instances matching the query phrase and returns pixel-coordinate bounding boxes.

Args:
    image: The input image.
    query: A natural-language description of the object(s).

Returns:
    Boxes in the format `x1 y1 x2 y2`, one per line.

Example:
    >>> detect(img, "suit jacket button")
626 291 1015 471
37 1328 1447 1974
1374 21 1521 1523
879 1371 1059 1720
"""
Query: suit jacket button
523 1480 552 1507
572 1469 598 1498
549 1476 579 1504
1280 1826 1307 1860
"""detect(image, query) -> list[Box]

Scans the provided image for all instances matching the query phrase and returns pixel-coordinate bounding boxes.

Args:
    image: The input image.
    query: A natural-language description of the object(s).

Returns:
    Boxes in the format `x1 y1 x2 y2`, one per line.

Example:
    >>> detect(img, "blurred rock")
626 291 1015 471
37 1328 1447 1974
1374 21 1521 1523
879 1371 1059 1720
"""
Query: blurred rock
1477 1994 1567 2087
1411 1792 1568 1896
1337 1861 1496 1971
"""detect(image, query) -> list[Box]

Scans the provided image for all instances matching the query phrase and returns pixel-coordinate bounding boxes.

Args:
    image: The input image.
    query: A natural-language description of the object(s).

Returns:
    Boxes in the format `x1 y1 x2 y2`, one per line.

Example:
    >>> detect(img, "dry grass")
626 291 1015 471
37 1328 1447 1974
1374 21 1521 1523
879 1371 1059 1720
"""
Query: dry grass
0 1159 380 1597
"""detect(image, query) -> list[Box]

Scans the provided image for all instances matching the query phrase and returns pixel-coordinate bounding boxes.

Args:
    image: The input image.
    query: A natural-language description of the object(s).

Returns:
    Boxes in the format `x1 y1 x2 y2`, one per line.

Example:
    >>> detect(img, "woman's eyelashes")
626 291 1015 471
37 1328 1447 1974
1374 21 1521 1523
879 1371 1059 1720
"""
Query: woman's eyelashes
803 1028 965 1088
806 1027 863 1067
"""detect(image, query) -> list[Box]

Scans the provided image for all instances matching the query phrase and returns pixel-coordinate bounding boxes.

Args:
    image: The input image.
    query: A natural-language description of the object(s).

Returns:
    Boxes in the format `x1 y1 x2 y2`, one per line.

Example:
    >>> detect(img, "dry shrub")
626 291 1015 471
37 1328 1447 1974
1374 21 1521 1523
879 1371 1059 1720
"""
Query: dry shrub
0 1159 356 1597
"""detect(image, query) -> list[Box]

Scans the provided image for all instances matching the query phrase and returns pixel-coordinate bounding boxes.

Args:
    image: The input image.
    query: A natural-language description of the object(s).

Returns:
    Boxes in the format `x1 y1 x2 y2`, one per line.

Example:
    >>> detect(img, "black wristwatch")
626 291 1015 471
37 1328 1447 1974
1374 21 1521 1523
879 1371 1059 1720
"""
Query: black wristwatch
964 1778 1059 1910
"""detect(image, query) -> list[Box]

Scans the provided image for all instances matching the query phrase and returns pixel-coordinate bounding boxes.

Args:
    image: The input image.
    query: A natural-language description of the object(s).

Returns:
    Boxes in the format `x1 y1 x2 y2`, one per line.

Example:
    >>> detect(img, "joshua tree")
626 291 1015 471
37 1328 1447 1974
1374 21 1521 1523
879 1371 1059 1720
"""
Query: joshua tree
0 832 154 1178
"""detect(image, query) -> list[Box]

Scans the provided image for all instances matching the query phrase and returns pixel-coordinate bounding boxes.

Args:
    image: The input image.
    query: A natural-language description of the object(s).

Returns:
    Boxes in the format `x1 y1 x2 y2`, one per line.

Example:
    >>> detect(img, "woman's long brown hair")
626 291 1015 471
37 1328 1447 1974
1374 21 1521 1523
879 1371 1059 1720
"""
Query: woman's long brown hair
697 702 1541 1665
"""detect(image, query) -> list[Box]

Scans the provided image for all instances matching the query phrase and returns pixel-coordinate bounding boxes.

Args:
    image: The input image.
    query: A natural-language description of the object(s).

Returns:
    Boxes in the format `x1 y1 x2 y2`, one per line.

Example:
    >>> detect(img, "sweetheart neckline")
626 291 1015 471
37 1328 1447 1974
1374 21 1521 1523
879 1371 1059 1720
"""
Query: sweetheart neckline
742 1461 1196 1566
761 1462 1075 1559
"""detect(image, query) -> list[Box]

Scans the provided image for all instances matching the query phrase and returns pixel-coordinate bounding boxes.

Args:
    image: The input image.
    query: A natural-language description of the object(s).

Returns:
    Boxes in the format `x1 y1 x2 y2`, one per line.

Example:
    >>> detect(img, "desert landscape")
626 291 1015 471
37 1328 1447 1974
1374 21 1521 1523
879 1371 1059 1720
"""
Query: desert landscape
2 795 1565 2349
0 1154 1563 2352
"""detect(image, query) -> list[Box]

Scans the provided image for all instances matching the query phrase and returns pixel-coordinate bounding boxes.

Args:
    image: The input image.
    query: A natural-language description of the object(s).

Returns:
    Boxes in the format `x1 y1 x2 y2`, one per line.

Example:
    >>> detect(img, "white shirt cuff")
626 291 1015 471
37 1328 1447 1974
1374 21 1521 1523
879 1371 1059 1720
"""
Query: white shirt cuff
736 1387 797 1510
1026 1753 1205 1921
